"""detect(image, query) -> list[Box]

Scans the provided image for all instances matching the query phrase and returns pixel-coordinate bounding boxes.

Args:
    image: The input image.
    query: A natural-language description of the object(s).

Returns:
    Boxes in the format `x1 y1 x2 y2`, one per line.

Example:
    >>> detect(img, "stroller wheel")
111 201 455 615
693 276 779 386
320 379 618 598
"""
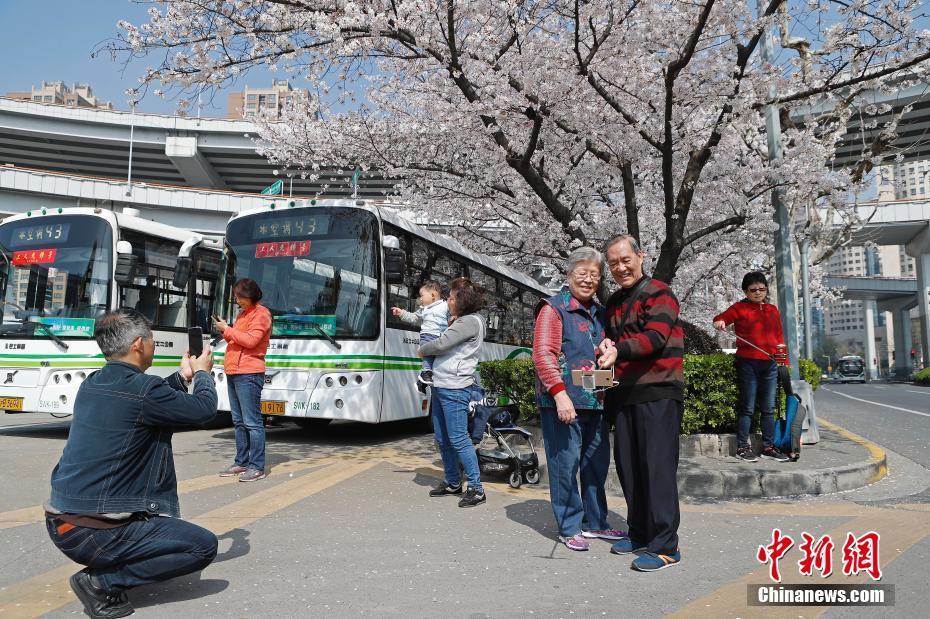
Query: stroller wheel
524 469 540 484
508 471 522 489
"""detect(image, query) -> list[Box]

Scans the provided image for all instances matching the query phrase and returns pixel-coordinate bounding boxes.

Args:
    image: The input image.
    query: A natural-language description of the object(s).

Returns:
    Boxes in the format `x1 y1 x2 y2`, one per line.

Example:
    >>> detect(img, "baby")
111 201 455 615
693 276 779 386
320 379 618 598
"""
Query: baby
391 280 449 391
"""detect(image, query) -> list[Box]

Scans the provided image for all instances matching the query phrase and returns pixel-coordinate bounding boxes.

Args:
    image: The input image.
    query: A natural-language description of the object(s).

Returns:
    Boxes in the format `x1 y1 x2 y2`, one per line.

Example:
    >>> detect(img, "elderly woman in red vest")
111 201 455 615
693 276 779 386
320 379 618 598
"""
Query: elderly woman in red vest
533 247 625 551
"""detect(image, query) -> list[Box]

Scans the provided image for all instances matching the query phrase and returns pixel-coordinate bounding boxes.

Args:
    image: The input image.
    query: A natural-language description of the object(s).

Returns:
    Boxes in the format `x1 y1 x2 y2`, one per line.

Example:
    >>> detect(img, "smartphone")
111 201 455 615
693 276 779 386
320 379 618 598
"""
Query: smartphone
187 326 204 357
571 369 614 389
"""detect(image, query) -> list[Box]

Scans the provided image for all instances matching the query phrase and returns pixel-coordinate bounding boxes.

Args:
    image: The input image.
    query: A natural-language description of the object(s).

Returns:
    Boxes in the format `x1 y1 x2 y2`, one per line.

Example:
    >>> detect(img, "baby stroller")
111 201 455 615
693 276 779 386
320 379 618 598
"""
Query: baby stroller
469 398 540 489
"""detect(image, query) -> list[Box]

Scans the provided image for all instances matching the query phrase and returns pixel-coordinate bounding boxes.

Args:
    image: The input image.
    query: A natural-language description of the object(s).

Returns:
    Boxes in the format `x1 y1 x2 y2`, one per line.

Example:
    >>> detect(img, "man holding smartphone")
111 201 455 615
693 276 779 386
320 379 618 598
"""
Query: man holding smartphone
45 309 218 619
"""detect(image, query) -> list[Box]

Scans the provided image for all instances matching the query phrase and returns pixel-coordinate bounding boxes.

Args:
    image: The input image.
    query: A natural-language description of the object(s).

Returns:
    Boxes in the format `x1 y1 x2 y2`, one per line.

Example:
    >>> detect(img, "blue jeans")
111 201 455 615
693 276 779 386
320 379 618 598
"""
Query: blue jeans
735 358 778 449
420 332 438 371
227 373 266 471
540 407 611 537
45 515 217 592
432 386 483 492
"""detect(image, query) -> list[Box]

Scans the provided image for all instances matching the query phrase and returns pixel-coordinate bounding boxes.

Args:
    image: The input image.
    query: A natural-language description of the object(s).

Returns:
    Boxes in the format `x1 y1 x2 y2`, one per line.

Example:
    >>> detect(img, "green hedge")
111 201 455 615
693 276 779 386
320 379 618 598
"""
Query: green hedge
479 354 820 433
914 368 930 385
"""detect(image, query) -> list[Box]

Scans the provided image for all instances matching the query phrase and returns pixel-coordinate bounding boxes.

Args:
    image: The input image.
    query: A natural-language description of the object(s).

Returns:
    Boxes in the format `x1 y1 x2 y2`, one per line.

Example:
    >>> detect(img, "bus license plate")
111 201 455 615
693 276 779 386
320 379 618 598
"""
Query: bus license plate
0 397 24 411
261 400 286 415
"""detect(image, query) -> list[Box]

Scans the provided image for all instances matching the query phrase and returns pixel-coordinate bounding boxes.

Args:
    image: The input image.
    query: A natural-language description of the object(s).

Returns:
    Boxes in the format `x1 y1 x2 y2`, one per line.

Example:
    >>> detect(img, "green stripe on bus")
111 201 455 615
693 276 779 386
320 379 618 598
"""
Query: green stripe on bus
505 348 532 359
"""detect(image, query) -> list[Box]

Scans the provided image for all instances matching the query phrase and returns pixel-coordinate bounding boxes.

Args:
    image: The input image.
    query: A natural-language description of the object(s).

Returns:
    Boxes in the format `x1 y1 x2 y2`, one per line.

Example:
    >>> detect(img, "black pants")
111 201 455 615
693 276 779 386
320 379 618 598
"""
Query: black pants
611 398 683 555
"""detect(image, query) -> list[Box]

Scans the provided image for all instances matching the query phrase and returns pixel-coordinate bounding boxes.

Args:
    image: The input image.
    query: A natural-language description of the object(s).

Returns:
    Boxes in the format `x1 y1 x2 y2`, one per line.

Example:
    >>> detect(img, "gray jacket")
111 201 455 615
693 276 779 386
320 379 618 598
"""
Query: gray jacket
418 313 486 389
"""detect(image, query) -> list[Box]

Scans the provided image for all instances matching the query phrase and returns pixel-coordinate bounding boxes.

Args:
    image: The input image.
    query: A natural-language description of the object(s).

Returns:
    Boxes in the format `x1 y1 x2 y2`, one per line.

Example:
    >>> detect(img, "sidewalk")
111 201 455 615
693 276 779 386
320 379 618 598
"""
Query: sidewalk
518 418 886 499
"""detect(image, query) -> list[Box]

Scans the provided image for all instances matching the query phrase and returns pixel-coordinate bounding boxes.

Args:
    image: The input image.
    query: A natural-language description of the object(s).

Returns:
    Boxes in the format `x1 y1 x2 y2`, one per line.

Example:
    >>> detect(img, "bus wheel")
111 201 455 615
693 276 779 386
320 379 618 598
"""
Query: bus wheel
293 418 332 431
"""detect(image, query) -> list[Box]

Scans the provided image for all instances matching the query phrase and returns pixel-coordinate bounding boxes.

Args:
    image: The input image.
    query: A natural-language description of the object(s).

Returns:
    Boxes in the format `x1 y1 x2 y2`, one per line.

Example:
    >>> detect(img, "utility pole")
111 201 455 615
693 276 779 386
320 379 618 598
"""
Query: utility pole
125 100 136 197
800 237 813 360
758 0 800 379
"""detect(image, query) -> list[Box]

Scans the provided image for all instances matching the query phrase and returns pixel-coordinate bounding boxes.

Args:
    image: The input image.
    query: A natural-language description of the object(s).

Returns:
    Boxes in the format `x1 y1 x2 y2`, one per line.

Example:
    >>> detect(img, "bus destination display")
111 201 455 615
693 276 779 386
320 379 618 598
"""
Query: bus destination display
255 240 311 259
252 215 329 240
9 223 70 247
12 248 57 266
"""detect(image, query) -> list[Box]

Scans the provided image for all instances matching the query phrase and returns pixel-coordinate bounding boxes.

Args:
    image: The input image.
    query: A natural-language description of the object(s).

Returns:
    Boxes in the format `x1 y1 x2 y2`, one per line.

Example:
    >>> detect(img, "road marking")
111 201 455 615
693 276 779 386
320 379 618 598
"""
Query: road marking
905 389 930 395
817 418 887 484
0 450 385 531
822 387 930 418
0 459 381 618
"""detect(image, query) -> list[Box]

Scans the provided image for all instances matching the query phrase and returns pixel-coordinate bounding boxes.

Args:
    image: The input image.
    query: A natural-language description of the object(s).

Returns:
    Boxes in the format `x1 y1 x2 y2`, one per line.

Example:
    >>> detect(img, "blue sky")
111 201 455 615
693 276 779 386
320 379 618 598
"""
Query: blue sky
0 0 272 115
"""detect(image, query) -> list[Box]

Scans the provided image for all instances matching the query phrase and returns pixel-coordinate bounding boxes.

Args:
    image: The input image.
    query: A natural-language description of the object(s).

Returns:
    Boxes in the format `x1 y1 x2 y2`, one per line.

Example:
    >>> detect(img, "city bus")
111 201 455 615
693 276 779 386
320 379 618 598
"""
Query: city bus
0 207 221 416
208 199 550 428
834 355 867 384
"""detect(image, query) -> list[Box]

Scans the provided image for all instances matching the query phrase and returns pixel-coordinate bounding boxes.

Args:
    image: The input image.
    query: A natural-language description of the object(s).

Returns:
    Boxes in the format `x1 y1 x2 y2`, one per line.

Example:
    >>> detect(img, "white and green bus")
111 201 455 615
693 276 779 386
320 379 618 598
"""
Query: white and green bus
210 199 549 428
0 207 221 416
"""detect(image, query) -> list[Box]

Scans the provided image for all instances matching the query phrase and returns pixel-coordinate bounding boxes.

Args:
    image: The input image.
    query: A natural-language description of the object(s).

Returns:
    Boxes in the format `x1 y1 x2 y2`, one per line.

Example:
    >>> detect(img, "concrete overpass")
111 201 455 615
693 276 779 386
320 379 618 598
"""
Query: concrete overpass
0 97 397 197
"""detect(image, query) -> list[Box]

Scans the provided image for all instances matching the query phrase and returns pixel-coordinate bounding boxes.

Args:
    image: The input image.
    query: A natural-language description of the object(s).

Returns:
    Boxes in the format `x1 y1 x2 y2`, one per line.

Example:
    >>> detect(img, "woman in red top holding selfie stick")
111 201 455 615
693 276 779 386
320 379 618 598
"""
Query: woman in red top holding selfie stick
213 278 272 482
713 272 790 464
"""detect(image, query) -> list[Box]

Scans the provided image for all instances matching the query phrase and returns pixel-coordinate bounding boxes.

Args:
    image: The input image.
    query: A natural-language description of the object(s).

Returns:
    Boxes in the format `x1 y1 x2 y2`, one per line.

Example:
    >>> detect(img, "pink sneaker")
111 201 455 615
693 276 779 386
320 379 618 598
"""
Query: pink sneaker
582 528 628 541
559 534 590 551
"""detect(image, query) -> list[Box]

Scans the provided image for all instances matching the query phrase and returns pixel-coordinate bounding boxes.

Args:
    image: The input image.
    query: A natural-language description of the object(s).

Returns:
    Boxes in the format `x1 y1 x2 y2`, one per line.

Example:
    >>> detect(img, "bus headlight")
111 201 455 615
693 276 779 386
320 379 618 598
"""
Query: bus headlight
76 372 86 381
64 373 72 383
354 374 363 385
335 399 344 409
53 374 60 384
338 376 348 387
59 395 68 405
325 377 334 387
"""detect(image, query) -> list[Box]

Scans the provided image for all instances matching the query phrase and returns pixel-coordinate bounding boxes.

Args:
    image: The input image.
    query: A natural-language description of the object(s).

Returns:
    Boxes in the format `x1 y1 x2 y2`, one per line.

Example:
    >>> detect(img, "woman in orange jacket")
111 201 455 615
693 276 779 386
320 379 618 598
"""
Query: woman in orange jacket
213 278 272 482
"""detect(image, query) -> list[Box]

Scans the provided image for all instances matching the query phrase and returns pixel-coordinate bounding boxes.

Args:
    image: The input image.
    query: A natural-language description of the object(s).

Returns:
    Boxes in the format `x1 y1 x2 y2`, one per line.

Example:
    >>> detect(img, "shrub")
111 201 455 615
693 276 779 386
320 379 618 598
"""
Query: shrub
682 354 738 434
481 354 817 433
914 368 930 385
798 358 821 391
478 358 537 422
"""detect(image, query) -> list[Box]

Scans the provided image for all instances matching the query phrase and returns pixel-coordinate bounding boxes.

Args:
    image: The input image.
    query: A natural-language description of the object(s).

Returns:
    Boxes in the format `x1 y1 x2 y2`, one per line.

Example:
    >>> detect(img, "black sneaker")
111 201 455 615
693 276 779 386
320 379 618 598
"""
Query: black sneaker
419 370 434 385
761 446 790 462
69 569 134 619
458 487 486 507
735 446 758 462
429 482 463 497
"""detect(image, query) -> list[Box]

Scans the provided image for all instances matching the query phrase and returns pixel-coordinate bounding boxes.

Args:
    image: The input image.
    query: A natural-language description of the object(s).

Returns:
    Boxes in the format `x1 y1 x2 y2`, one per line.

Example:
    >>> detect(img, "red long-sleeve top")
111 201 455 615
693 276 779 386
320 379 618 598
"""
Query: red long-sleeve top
532 303 568 396
713 299 784 361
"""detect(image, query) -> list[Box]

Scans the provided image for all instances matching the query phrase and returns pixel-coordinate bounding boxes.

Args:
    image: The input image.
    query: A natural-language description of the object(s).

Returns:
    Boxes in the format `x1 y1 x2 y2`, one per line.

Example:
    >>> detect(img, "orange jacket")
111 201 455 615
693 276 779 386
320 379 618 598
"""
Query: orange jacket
222 303 272 375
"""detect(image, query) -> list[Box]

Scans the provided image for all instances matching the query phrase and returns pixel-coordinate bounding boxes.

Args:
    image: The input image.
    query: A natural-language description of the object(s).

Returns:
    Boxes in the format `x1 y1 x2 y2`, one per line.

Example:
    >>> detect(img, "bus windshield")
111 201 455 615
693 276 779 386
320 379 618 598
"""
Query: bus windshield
0 215 112 338
220 208 380 339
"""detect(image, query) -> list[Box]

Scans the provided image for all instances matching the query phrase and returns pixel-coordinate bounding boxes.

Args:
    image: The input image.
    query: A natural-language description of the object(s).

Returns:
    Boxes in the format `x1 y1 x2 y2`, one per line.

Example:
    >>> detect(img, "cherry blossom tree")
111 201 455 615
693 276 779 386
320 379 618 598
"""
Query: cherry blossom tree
113 0 930 308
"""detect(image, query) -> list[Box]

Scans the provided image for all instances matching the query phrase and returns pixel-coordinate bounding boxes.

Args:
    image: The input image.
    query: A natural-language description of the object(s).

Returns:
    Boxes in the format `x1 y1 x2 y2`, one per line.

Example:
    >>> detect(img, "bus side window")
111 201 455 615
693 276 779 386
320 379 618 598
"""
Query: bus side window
120 231 186 329
469 266 500 343
192 249 220 331
500 282 521 346
384 226 421 331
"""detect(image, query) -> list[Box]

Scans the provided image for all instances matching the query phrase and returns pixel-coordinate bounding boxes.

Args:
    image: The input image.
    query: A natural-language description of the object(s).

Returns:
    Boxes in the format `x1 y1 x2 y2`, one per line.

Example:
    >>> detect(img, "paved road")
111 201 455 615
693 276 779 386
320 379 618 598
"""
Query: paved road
0 392 927 618
817 382 930 472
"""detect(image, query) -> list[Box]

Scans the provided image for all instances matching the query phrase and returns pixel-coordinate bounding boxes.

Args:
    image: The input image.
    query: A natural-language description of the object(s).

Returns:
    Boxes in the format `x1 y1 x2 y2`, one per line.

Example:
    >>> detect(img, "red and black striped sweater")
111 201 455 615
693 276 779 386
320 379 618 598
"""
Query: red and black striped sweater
605 277 684 405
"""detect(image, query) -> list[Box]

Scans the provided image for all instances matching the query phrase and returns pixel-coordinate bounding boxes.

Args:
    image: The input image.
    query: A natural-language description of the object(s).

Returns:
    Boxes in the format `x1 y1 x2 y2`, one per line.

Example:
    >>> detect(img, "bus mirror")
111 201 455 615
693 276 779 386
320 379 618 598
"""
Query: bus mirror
384 247 406 284
114 254 139 285
172 256 192 289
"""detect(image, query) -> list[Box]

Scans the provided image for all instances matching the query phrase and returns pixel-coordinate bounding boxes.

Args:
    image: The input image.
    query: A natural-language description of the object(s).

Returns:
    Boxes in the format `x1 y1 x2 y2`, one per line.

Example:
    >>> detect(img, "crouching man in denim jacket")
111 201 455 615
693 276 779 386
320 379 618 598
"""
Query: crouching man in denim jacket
45 309 218 619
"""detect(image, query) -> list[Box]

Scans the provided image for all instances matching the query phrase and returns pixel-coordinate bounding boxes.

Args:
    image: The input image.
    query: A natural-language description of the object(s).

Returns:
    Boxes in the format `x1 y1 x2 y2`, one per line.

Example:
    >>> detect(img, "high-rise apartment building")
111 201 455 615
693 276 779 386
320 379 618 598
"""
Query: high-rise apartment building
3 81 113 110
877 159 930 200
227 80 309 120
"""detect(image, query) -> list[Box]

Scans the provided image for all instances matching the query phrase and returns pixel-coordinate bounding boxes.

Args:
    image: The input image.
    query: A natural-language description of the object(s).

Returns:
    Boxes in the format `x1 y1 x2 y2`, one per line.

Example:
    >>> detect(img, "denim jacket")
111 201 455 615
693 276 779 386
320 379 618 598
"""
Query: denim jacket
48 361 217 517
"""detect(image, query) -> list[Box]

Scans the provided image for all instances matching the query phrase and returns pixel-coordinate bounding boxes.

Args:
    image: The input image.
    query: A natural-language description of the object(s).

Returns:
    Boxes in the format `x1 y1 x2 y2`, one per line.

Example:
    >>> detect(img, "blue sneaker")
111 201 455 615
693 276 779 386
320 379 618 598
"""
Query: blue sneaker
610 538 646 554
631 550 681 572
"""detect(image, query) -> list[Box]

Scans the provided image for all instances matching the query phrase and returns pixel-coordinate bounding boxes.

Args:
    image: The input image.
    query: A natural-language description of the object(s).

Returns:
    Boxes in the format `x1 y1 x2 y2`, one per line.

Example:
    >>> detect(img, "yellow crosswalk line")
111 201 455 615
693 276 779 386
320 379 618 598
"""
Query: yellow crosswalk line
0 448 391 531
0 459 382 618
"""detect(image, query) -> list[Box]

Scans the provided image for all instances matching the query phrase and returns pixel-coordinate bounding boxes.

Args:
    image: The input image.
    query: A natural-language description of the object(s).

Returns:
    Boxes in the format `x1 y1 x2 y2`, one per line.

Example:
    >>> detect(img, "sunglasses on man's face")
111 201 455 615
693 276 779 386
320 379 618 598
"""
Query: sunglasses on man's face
747 287 767 293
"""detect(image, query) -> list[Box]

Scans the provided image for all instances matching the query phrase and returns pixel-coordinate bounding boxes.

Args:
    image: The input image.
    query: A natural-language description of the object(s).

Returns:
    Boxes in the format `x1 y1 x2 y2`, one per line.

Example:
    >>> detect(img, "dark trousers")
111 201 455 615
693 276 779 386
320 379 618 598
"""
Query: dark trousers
735 358 778 449
46 515 218 592
612 398 683 555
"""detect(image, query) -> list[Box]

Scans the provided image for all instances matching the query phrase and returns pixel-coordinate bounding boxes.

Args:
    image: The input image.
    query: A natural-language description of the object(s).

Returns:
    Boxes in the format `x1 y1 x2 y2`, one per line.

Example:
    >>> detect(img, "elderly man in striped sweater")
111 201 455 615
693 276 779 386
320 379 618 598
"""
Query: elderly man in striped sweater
598 234 685 572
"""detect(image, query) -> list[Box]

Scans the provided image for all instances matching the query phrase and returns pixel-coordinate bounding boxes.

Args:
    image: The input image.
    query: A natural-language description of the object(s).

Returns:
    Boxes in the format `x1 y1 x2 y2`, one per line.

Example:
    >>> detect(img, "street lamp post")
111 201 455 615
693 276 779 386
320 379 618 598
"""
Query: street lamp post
758 0 800 381
125 100 136 197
